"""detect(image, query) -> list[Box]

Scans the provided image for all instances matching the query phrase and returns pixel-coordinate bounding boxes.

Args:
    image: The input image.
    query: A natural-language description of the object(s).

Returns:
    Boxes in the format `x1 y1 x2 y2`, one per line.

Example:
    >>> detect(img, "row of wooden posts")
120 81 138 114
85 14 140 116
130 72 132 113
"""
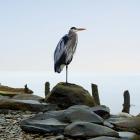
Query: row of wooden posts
91 84 130 113
45 82 130 114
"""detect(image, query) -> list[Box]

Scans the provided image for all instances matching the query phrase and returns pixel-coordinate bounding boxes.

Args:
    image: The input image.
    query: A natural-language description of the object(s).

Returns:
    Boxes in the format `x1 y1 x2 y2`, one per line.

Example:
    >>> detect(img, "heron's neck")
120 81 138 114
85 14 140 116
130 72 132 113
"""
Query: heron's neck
68 30 77 38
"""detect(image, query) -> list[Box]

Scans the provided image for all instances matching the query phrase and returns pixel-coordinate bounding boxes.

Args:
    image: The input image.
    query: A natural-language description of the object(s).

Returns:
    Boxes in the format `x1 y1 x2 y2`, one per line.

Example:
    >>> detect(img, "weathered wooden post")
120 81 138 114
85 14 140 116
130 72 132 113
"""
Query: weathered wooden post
122 90 130 113
91 84 100 105
45 82 50 97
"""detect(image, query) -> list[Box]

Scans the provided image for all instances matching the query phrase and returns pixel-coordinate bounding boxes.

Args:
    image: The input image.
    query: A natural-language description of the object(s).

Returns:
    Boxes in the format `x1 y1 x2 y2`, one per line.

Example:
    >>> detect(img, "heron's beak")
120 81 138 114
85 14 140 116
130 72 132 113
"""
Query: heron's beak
77 28 86 31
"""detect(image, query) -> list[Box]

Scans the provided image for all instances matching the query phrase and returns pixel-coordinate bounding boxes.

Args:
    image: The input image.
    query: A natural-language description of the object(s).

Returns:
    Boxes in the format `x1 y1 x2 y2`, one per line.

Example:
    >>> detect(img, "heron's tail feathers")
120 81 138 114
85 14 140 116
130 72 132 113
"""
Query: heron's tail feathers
54 64 65 73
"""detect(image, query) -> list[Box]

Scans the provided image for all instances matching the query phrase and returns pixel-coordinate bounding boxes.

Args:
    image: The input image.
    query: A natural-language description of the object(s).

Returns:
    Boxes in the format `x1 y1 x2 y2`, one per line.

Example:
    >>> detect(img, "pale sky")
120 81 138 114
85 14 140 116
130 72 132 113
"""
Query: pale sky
0 0 140 74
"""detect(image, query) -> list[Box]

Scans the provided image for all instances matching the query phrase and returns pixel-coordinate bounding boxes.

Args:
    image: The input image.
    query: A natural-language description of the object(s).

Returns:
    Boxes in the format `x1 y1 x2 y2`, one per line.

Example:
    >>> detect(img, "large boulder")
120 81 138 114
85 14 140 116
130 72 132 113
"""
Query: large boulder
64 105 104 124
64 121 119 138
45 82 96 109
0 99 57 112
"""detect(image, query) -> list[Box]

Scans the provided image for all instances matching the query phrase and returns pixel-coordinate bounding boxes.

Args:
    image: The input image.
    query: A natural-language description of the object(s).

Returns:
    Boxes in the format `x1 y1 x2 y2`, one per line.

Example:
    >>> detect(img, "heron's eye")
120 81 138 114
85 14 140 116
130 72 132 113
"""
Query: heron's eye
70 27 76 30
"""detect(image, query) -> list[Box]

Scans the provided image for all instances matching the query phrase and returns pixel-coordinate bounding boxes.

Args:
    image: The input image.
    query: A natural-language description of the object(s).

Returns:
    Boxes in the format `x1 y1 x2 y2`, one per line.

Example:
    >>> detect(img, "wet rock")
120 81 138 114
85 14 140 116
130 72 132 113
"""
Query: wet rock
12 94 43 101
45 82 96 109
0 99 57 112
91 105 110 119
21 118 68 134
64 105 104 124
64 121 119 138
88 136 124 140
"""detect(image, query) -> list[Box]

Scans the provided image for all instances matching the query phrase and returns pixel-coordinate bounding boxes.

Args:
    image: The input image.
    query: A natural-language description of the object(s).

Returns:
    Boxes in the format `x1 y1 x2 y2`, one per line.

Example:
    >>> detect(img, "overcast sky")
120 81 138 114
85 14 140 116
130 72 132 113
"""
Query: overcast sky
0 0 140 74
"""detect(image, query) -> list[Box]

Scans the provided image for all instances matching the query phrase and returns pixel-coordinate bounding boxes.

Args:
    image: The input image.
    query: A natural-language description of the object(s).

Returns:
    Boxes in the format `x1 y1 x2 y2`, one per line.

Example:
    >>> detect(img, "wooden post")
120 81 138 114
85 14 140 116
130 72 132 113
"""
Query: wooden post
122 90 130 113
91 84 100 105
45 82 50 97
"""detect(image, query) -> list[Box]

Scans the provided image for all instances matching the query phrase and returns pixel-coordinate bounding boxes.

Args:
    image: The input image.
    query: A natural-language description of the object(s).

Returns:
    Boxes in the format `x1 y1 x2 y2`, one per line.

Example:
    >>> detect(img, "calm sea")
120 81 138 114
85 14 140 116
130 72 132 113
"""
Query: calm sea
0 71 139 115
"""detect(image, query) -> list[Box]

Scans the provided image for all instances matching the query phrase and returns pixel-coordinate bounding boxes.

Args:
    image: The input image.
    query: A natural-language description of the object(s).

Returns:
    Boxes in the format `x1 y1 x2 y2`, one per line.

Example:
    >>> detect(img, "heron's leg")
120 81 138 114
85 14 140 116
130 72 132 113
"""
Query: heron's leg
66 65 68 84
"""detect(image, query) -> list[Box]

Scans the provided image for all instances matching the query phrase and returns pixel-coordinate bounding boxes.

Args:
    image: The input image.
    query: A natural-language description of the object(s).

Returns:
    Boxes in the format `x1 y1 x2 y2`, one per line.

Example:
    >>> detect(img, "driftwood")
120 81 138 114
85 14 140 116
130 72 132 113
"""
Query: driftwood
122 90 130 113
91 84 100 105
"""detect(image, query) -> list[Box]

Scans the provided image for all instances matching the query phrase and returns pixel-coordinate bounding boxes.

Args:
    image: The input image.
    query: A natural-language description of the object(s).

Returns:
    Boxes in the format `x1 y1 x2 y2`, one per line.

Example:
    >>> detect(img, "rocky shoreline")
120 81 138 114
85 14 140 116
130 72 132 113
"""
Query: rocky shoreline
0 108 140 140
0 82 140 140
0 109 75 140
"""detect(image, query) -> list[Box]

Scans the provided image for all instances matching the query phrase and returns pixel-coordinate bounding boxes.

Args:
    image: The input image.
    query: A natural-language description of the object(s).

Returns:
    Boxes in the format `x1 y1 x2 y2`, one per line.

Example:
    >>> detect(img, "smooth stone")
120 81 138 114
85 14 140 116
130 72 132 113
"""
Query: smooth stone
103 121 114 128
0 118 6 124
119 131 140 139
20 118 68 134
88 136 125 140
27 110 65 122
12 94 43 101
64 121 119 138
45 82 96 109
91 105 110 119
0 99 57 112
64 105 104 124
119 132 136 139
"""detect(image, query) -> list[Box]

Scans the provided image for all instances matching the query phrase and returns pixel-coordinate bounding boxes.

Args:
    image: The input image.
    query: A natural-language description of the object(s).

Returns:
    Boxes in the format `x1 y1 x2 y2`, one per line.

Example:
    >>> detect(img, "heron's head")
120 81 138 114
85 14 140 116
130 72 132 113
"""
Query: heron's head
70 27 86 33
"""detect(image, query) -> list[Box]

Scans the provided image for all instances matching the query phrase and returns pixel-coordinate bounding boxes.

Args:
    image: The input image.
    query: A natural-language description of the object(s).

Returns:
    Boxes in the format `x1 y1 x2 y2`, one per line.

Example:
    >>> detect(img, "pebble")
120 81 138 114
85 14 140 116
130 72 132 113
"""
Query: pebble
0 110 74 140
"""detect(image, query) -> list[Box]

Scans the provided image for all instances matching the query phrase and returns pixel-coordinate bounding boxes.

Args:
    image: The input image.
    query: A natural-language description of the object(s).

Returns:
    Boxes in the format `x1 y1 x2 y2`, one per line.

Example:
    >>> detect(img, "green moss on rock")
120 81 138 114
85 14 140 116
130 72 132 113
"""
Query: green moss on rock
45 82 96 109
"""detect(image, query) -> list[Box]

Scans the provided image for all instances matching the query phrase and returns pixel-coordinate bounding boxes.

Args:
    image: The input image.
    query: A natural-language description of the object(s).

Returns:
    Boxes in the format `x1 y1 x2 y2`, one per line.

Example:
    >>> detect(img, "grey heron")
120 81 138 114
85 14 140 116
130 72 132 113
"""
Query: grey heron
54 27 86 83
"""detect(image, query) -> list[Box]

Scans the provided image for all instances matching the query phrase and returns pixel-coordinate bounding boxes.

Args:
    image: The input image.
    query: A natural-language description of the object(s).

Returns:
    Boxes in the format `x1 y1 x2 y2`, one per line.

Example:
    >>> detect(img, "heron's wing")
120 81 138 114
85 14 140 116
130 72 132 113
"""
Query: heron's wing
54 34 69 63
54 34 69 72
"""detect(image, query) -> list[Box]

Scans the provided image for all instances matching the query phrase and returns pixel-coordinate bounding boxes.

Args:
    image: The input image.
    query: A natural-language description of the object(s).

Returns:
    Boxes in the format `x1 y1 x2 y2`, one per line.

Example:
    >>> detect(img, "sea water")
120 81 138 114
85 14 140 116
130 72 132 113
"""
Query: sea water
0 71 139 115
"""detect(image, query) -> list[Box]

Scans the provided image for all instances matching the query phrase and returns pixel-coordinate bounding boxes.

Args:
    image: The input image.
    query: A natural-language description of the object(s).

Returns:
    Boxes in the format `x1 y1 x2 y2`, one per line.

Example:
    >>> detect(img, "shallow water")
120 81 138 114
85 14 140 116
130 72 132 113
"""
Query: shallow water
0 71 139 115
